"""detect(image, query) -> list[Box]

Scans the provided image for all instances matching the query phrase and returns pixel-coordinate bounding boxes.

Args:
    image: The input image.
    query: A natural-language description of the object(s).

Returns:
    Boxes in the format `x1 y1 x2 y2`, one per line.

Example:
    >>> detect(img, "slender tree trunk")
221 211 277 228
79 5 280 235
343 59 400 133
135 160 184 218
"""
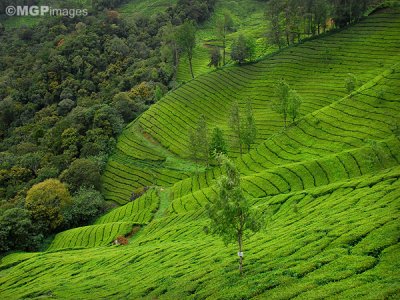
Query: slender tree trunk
223 30 226 65
238 231 243 275
189 56 194 79
174 46 179 78
284 113 287 128
238 131 242 156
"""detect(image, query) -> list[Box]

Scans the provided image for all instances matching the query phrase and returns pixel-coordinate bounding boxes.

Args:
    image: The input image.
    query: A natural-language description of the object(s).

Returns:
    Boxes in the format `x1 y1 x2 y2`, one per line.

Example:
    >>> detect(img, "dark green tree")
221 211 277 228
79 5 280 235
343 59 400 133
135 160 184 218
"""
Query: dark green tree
206 155 262 275
63 187 107 228
60 158 101 192
208 47 222 68
230 34 256 64
266 0 284 49
0 208 42 253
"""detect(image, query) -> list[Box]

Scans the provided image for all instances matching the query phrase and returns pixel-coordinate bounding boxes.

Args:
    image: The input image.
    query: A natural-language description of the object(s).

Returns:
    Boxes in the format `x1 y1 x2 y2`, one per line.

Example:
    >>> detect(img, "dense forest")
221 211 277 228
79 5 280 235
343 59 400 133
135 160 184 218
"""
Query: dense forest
0 0 217 252
0 0 380 253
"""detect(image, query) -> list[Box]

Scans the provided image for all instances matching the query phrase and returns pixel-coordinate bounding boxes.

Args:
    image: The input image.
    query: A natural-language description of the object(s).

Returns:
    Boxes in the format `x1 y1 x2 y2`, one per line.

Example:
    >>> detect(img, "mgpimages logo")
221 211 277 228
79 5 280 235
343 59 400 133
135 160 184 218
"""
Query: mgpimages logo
5 5 88 18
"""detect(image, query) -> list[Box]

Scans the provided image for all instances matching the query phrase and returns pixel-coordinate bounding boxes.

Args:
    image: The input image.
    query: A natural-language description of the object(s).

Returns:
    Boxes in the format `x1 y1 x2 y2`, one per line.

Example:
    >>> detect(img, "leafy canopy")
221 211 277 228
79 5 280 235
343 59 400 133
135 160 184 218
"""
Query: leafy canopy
206 155 262 246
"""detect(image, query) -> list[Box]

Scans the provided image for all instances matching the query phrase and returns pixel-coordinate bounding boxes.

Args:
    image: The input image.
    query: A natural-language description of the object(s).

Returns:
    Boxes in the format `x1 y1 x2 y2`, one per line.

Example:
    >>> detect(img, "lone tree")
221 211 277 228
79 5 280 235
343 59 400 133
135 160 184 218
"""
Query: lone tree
209 127 227 158
216 11 234 65
288 89 302 123
206 155 262 275
188 115 209 164
177 20 197 79
272 79 302 127
345 73 358 93
241 99 257 152
229 101 243 155
272 79 290 128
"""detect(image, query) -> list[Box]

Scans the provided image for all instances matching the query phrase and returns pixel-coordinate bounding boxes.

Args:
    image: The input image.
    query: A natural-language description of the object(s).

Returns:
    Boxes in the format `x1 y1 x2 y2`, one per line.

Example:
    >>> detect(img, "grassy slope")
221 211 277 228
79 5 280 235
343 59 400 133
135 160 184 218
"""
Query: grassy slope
1 8 400 300
177 0 269 82
0 168 399 299
102 8 400 205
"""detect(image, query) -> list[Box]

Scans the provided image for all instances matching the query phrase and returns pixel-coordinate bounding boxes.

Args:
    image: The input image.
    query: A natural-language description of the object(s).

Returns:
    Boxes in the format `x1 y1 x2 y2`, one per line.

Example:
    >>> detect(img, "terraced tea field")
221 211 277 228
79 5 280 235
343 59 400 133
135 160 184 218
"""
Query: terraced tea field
1 7 400 300
102 8 400 205
0 166 399 299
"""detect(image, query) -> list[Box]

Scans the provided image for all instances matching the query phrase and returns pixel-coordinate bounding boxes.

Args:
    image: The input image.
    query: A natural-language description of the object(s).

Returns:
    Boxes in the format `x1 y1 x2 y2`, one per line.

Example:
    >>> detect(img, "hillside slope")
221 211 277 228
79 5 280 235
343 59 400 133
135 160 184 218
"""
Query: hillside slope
102 8 400 205
0 8 400 300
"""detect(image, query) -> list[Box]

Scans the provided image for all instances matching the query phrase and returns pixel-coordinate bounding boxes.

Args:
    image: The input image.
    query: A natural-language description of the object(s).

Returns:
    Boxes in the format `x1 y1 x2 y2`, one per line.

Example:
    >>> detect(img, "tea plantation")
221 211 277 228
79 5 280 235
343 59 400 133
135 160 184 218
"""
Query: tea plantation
0 7 399 300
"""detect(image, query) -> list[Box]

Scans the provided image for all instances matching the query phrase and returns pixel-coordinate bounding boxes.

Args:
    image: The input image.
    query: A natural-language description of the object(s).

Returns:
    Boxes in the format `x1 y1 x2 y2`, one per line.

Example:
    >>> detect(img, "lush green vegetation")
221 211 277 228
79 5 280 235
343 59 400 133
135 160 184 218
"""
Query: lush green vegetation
0 1 399 299
103 7 400 207
1 166 399 298
0 0 216 252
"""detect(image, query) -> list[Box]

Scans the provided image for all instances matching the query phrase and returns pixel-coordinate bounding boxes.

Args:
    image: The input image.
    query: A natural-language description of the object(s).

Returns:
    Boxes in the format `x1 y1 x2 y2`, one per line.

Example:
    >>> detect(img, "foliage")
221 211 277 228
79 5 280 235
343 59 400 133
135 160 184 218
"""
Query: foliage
206 155 262 274
0 208 42 253
345 73 359 93
266 0 377 48
25 179 72 233
241 100 257 152
272 79 291 128
63 187 107 228
216 11 234 65
188 115 209 164
209 127 227 158
176 20 197 79
111 92 144 123
60 158 101 193
208 47 222 68
229 101 243 155
230 34 256 64
287 89 302 122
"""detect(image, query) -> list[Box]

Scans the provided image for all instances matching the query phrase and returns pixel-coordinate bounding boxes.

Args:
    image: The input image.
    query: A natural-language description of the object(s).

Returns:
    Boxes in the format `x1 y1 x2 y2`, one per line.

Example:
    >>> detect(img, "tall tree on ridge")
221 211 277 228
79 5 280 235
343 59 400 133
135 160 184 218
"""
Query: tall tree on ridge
216 11 234 66
177 20 197 79
229 101 243 155
206 155 262 275
241 99 257 152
